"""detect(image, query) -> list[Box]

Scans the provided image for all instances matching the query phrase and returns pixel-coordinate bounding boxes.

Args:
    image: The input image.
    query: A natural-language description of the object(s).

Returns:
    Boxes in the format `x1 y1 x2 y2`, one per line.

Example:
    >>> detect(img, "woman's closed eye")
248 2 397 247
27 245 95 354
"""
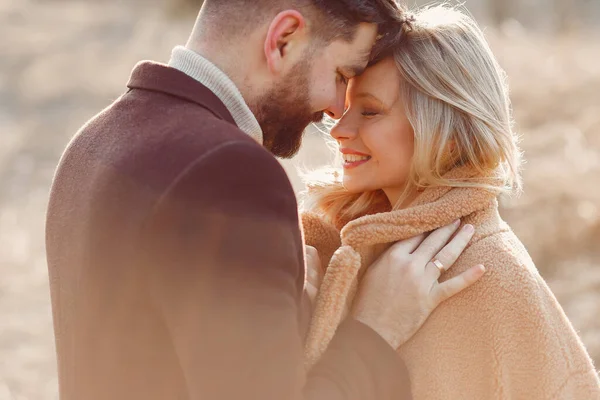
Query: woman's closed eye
361 109 379 117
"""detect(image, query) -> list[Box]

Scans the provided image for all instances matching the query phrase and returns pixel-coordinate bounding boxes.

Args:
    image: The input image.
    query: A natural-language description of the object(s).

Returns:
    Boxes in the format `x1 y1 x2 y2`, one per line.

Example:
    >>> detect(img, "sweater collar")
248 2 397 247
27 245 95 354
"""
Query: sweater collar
127 61 236 125
168 46 263 145
340 167 501 248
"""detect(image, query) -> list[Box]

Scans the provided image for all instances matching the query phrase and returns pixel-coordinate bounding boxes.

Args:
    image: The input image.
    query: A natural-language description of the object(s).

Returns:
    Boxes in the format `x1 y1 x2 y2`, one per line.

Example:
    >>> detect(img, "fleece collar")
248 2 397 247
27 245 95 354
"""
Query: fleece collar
340 167 501 248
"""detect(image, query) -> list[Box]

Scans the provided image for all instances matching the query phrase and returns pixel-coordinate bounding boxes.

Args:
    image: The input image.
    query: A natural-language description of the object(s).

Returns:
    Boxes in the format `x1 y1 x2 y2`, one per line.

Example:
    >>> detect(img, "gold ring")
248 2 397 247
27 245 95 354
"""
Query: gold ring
432 259 445 273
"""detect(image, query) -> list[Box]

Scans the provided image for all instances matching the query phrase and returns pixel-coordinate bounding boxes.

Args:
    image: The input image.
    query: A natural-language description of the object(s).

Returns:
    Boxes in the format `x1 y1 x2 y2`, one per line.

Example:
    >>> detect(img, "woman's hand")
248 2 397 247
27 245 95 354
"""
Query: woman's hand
352 220 485 349
304 245 324 310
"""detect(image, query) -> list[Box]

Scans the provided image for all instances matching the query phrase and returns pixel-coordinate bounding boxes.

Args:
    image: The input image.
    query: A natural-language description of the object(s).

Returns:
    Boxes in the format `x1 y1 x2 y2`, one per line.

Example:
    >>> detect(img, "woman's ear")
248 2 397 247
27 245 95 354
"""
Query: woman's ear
263 10 306 75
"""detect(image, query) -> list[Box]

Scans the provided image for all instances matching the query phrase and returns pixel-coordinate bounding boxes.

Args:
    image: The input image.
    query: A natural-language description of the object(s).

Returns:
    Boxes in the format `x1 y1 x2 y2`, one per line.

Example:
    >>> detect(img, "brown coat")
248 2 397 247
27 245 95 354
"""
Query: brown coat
45 61 407 400
303 167 600 399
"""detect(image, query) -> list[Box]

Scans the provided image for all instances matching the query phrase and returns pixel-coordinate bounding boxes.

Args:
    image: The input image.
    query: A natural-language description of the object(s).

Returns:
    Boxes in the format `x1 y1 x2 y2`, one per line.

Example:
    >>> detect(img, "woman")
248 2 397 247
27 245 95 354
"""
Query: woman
302 5 600 399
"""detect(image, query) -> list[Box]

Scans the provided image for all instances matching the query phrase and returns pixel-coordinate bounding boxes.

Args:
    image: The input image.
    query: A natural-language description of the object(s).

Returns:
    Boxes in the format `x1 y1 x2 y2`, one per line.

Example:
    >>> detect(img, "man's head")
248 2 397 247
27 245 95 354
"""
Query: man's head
189 0 403 158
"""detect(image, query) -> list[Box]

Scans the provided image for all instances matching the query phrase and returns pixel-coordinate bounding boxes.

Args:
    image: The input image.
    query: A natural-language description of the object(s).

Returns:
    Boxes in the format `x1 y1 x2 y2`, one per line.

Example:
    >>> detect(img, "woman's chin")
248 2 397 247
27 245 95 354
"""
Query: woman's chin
342 177 371 194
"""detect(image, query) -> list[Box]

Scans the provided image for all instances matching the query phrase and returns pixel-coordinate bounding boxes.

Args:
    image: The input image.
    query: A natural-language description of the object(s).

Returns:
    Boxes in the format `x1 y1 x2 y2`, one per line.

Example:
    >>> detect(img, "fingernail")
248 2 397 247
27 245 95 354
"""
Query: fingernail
453 219 461 227
478 264 486 273
463 224 474 233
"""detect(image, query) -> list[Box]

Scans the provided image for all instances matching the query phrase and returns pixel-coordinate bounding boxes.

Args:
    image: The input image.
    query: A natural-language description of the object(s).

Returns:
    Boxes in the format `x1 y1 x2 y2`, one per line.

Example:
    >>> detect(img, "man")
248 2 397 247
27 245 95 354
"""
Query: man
46 1 484 399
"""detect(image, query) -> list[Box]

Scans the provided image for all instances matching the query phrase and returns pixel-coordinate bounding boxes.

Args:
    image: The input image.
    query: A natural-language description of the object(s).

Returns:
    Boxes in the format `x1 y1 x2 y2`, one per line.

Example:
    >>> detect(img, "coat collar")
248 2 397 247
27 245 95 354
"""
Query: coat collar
340 167 501 248
126 61 236 126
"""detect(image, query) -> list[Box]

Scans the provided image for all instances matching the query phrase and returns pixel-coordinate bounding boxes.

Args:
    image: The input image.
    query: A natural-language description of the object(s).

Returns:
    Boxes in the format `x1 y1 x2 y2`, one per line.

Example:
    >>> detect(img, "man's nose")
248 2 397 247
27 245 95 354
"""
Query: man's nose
324 87 347 120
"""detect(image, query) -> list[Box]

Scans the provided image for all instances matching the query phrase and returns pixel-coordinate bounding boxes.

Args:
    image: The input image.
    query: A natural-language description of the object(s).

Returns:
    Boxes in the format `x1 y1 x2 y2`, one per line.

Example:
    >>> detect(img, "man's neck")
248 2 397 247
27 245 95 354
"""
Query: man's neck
189 43 246 93
168 45 263 144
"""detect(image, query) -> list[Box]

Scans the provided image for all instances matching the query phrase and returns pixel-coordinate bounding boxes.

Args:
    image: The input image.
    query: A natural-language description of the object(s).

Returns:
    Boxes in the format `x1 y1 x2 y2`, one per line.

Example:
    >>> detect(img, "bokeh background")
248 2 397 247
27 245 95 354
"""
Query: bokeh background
1 0 599 398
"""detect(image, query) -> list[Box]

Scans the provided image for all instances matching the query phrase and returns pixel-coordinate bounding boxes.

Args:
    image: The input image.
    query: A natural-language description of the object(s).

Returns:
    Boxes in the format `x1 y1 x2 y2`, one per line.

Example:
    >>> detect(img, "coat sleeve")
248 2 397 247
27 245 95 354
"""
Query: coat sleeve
398 231 600 400
301 212 342 268
143 141 407 400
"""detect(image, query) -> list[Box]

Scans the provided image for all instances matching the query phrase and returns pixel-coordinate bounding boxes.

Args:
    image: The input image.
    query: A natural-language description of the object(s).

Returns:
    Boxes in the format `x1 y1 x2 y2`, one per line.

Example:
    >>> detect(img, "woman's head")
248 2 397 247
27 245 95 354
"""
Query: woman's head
330 56 414 205
305 5 522 223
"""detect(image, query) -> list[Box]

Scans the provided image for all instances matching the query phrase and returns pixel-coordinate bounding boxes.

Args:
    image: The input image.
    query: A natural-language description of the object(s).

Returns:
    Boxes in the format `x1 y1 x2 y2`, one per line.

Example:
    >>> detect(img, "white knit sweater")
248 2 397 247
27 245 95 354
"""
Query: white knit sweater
168 45 263 144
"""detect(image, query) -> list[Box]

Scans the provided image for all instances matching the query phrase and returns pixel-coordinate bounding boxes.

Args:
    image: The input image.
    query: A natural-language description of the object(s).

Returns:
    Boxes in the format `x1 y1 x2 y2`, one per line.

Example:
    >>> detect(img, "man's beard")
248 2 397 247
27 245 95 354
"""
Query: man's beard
252 58 324 159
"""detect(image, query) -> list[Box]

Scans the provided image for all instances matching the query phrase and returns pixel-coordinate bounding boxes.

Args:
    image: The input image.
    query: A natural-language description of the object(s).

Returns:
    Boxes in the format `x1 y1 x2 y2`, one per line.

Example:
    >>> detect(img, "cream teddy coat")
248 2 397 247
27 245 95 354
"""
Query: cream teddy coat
302 168 600 399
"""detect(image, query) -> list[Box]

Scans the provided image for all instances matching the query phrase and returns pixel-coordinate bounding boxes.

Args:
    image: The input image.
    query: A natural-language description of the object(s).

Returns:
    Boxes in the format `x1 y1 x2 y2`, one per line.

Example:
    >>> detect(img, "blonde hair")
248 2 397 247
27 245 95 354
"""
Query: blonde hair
302 4 522 228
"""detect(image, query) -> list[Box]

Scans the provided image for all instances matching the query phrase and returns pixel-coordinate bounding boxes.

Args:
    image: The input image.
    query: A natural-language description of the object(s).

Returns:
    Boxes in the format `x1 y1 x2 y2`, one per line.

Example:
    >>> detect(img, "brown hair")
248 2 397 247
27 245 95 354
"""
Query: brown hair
200 0 406 57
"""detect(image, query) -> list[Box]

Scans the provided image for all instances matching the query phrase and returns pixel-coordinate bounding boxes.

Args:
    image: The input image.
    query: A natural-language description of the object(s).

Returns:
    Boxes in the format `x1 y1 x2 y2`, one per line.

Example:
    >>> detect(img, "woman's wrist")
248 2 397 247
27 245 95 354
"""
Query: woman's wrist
352 312 402 350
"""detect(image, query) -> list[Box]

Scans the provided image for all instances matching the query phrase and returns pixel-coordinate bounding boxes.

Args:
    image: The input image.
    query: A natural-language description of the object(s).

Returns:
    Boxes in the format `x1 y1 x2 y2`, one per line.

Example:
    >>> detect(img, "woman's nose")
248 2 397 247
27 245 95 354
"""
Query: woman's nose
330 118 356 142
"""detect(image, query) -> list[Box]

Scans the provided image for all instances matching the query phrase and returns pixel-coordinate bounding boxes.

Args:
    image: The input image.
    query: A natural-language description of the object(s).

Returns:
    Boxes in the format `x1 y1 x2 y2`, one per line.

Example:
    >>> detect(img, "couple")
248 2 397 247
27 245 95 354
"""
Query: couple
45 0 600 399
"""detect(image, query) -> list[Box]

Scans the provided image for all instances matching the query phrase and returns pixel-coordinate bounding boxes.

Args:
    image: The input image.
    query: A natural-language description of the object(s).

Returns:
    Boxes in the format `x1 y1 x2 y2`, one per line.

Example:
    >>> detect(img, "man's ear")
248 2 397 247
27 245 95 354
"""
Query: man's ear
264 10 306 75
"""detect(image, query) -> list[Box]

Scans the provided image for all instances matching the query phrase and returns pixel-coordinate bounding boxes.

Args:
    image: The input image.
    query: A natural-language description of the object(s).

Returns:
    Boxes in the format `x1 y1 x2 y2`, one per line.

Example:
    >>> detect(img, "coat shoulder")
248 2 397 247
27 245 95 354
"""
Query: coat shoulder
400 229 600 399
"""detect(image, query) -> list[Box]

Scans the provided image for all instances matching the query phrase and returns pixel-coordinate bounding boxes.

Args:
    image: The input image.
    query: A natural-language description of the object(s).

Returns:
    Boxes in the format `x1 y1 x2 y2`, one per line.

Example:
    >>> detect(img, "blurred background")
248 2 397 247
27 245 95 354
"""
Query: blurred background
0 0 599 398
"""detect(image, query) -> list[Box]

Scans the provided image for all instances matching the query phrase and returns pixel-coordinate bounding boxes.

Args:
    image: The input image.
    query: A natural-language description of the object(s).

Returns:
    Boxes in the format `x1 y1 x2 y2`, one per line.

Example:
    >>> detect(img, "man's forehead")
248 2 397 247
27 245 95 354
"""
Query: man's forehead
343 30 379 73
340 50 372 76
354 48 373 65
324 26 377 76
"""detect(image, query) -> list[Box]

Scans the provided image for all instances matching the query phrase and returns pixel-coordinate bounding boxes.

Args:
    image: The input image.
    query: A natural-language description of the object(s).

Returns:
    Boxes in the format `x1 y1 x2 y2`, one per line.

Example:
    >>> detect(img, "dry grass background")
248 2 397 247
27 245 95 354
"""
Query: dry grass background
0 0 599 398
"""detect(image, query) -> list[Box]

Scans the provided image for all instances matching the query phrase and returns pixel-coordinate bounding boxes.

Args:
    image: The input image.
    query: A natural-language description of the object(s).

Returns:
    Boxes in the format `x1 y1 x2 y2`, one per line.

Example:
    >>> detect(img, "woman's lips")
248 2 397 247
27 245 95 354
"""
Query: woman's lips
340 149 371 169
342 155 372 169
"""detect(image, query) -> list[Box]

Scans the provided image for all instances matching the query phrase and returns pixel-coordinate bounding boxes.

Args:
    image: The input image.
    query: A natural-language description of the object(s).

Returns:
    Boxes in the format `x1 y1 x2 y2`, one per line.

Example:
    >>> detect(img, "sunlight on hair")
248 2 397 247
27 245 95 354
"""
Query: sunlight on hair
416 2 469 27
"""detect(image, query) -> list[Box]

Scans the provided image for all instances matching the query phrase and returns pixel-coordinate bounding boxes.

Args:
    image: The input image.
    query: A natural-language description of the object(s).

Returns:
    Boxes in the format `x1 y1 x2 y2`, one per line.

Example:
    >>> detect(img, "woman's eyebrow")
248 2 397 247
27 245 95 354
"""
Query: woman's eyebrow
354 92 390 111
355 92 382 102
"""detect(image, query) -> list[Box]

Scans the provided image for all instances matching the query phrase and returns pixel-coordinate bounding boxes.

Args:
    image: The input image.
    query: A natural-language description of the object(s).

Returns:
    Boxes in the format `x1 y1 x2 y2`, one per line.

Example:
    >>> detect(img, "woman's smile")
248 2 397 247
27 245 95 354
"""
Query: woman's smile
331 58 415 201
340 148 372 169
